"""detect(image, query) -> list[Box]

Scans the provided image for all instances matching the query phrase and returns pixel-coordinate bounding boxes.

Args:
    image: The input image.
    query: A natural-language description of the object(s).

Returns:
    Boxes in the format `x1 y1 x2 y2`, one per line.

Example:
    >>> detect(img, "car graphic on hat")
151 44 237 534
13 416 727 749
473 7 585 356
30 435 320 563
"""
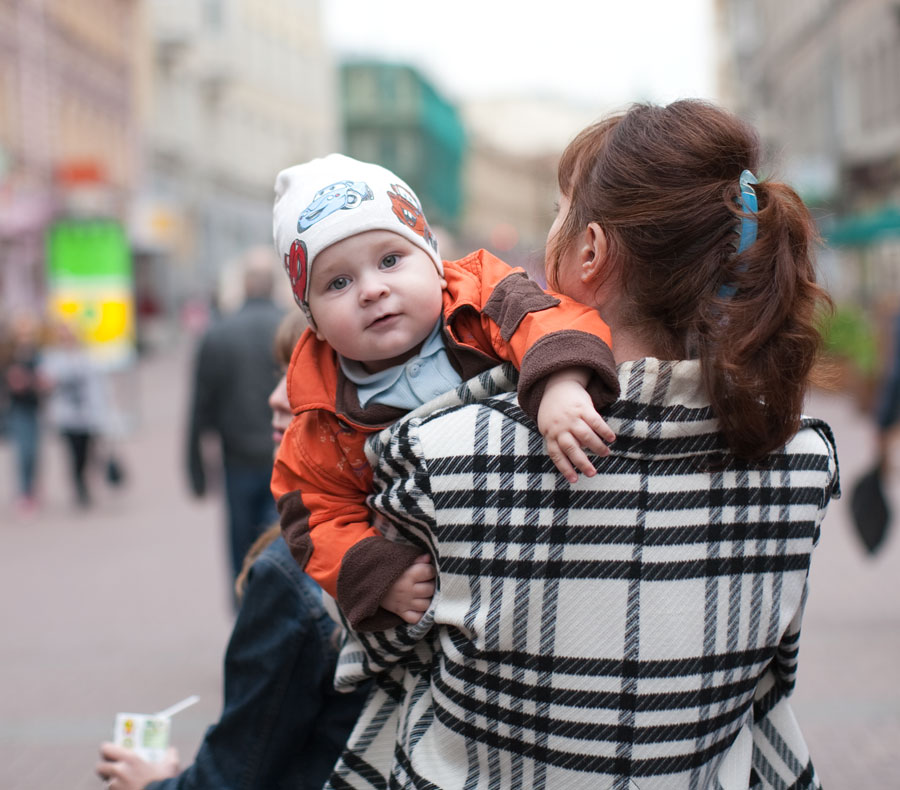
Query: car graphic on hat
298 180 374 232
387 183 437 251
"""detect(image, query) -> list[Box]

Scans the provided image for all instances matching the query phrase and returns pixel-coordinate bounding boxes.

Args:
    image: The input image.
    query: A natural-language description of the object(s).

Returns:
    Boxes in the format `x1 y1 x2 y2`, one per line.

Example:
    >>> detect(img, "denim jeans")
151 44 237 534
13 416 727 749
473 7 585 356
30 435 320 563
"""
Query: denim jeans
7 403 40 499
223 462 279 581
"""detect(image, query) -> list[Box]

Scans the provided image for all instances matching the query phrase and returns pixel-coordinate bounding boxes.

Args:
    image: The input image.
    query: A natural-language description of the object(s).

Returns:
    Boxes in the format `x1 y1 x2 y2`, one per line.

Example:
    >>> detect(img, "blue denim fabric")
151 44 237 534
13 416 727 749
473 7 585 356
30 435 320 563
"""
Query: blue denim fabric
7 402 40 498
147 536 368 790
223 463 279 582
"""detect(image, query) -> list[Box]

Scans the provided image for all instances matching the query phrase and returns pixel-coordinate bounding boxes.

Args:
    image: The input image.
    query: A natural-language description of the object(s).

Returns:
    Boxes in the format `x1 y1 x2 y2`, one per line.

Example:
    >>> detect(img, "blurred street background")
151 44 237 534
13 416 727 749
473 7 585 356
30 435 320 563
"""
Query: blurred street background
2 0 900 787
1 336 898 788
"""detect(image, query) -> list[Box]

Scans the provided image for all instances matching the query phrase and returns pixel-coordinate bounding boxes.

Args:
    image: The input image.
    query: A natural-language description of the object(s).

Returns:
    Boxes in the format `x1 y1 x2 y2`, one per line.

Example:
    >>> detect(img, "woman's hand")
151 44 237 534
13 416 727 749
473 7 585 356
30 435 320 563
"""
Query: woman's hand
95 743 180 789
380 554 436 624
537 368 615 484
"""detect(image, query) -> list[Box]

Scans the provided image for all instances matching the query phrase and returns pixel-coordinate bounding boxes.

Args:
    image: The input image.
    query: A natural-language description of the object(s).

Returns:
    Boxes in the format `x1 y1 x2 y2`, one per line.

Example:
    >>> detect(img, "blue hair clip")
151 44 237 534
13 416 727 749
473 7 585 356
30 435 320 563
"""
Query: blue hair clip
719 169 758 298
736 169 758 254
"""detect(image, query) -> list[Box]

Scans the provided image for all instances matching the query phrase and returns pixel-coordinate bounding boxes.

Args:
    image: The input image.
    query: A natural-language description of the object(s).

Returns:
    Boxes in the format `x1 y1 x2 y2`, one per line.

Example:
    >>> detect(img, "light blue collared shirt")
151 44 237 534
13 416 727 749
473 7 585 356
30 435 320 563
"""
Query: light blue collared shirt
340 320 463 411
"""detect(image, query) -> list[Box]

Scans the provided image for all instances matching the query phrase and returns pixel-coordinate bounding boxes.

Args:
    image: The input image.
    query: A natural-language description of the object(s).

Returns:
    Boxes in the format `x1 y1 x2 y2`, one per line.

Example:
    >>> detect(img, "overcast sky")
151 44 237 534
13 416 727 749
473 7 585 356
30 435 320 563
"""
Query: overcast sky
322 0 717 111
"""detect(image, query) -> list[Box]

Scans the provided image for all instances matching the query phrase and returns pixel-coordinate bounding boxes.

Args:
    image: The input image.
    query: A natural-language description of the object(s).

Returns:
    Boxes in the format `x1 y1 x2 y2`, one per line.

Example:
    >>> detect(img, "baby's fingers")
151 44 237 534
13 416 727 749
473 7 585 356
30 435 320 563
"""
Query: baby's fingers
408 561 436 582
400 587 435 623
586 411 616 444
570 421 610 459
547 437 579 484
566 446 598 479
412 578 436 597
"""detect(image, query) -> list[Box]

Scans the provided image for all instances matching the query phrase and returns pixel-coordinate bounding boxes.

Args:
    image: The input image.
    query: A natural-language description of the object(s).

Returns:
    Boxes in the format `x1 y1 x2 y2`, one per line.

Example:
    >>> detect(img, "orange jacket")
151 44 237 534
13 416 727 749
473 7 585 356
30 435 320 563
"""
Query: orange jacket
271 249 617 630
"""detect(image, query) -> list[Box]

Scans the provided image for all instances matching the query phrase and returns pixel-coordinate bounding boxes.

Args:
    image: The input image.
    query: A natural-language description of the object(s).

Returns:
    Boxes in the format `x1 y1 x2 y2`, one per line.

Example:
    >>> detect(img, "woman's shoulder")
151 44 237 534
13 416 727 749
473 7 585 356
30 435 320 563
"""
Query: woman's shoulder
792 416 838 459
248 537 328 614
785 416 841 500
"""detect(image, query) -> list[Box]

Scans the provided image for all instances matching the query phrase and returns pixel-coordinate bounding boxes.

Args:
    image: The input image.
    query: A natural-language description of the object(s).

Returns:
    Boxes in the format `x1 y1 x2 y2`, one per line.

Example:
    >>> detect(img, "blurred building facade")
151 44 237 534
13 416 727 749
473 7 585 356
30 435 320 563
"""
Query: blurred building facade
340 61 465 232
461 97 605 277
715 0 900 307
460 137 556 275
0 0 143 314
138 0 338 312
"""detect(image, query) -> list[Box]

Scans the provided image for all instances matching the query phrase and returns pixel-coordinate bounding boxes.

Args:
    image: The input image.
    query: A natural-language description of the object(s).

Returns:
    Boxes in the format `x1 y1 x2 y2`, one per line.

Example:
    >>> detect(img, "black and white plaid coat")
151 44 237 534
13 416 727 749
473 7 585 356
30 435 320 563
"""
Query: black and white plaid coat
326 359 839 790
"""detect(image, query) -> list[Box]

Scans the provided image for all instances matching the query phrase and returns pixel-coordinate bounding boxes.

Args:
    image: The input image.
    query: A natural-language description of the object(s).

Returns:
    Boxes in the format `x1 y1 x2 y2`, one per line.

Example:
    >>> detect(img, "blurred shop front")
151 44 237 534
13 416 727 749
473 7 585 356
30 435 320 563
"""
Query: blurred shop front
0 177 57 317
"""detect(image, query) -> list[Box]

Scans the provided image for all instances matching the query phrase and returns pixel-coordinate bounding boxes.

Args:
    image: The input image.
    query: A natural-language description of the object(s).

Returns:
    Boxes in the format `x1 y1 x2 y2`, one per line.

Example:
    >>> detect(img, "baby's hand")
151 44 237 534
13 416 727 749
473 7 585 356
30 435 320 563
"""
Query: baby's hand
537 368 616 484
380 554 435 624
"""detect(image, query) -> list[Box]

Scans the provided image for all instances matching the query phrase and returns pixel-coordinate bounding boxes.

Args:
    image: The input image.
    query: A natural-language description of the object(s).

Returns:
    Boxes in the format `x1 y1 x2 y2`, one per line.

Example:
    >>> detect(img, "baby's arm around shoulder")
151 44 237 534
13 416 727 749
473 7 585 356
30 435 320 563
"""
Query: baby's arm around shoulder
460 252 621 480
537 366 617 483
459 251 620 416
272 412 432 630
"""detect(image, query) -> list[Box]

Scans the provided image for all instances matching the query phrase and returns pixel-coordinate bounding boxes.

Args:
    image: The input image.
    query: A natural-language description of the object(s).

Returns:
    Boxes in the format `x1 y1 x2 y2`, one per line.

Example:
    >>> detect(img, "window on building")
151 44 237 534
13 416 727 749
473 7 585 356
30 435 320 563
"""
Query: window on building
395 72 417 113
204 0 223 30
395 132 418 174
379 137 397 169
860 49 874 133
379 71 397 108
348 131 379 164
347 70 378 115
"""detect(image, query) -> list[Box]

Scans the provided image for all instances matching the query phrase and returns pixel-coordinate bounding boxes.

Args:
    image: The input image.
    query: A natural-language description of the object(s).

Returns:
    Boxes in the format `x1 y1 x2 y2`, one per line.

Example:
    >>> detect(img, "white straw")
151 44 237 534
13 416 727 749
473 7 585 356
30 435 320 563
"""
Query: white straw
154 695 200 719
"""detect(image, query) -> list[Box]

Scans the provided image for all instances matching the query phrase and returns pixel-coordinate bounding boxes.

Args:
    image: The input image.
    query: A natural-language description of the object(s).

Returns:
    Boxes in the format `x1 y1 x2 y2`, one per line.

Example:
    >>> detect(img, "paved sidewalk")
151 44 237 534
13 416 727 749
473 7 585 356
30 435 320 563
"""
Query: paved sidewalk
0 341 234 790
790 388 900 788
0 343 897 787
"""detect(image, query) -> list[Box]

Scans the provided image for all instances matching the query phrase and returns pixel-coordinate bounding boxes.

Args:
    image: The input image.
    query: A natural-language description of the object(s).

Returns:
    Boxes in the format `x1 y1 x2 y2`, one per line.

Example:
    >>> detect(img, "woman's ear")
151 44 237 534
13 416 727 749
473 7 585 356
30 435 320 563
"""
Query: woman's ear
580 222 608 283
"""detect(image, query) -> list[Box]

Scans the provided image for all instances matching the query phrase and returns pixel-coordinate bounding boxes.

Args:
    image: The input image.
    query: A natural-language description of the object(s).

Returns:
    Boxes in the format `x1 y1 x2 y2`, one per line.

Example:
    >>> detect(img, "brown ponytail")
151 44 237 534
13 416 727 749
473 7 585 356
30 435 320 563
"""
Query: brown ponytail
549 100 832 460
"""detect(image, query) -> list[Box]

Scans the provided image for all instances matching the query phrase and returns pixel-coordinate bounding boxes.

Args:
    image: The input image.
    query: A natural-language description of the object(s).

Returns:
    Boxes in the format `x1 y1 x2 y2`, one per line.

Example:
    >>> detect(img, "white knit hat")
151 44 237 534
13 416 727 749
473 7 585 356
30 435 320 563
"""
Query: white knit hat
273 154 442 326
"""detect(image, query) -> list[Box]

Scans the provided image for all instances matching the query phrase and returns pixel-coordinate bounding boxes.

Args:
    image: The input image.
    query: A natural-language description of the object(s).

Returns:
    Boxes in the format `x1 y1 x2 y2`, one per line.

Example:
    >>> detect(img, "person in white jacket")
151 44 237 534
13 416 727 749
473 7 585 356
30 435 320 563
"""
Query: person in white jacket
41 321 111 507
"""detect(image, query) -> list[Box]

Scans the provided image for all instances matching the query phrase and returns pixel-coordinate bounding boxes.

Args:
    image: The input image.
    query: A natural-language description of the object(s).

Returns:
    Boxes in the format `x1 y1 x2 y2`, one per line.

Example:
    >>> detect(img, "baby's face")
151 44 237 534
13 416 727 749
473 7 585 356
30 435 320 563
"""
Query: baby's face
308 230 445 373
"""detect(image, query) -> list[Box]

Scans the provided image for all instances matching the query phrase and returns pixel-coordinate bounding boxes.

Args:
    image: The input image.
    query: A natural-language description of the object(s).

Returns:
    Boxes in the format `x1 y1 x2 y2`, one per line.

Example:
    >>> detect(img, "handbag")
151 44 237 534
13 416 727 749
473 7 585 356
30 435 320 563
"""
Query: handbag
105 455 126 487
849 463 890 554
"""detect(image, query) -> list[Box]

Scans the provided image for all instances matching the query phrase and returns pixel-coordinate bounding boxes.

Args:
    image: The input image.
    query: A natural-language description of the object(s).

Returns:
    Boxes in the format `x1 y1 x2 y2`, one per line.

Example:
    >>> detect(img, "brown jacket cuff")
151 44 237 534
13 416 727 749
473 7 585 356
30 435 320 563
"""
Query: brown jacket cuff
337 536 423 631
517 330 620 423
277 491 313 570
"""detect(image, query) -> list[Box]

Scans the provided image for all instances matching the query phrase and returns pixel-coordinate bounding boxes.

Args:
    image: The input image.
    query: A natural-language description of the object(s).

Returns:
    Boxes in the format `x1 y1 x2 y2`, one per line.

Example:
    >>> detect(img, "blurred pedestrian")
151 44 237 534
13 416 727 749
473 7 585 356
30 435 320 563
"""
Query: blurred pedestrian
848 305 900 554
97 311 368 790
41 321 111 508
876 307 900 471
186 246 284 595
2 314 50 516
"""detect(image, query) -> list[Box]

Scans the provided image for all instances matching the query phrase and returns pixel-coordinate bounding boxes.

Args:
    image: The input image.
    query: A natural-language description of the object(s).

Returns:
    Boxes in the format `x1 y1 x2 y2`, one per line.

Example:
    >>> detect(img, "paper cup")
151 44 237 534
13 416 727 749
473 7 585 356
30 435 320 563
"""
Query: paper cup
113 713 171 763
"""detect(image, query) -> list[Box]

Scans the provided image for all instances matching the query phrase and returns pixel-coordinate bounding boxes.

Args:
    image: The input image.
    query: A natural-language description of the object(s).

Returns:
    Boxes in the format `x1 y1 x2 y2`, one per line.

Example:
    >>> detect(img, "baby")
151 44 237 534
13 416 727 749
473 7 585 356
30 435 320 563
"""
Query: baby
271 154 619 630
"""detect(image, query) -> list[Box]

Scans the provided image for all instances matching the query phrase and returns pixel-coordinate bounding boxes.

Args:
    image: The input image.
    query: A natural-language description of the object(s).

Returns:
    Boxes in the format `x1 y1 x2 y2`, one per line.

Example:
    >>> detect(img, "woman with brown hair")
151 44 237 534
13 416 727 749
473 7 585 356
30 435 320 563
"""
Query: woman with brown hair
325 100 838 789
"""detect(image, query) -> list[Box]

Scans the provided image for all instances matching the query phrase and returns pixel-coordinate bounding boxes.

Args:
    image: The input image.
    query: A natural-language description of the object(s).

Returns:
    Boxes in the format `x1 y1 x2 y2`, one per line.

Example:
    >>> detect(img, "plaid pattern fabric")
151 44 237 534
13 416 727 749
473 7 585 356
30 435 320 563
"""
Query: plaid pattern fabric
327 359 839 790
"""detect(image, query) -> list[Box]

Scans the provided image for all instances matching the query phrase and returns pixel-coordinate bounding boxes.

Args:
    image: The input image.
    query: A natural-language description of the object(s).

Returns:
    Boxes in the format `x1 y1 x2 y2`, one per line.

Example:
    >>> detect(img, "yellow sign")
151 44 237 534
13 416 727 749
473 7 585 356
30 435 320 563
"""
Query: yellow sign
46 219 136 367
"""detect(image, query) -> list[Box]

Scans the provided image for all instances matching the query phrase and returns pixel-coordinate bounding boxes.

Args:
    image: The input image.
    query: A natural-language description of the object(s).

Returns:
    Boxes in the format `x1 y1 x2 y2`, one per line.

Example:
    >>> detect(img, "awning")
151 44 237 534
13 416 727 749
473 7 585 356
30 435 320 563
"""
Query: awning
826 205 900 247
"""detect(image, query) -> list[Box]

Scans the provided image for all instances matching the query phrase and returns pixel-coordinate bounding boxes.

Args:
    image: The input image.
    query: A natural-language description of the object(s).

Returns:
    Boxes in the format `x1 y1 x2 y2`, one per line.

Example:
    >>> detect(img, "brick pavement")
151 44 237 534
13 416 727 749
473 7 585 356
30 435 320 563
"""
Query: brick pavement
0 343 897 788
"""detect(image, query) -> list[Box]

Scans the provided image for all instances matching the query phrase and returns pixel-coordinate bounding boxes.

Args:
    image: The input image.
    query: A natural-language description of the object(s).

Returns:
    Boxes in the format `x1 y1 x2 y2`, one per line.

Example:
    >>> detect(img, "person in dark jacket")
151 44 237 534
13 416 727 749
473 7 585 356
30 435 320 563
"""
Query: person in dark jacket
97 311 368 790
876 308 900 471
186 247 284 591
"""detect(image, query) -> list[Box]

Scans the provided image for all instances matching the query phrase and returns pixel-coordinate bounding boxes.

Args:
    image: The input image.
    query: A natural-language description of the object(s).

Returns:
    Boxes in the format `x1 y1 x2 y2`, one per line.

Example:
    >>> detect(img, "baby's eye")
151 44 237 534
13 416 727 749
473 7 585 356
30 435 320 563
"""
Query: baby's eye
380 254 399 269
328 276 350 291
